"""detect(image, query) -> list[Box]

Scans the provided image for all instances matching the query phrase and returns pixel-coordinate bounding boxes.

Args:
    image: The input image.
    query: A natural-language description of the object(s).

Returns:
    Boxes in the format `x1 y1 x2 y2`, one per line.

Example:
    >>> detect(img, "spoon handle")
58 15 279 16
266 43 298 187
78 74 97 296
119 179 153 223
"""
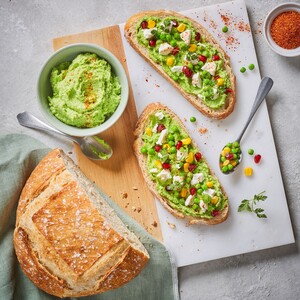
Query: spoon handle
17 111 78 143
236 77 274 143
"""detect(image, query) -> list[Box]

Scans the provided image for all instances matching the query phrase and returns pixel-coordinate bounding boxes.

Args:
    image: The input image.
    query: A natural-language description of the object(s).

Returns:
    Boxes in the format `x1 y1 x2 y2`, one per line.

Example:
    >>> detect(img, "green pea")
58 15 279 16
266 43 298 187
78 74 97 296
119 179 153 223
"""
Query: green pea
148 148 155 155
168 134 175 141
194 197 200 204
227 164 233 171
248 148 254 155
166 34 172 41
186 177 191 183
220 156 226 162
188 62 193 69
160 33 166 41
197 188 203 195
233 141 240 148
248 63 255 70
222 26 228 33
174 32 180 40
240 67 246 73
179 198 185 205
170 125 178 133
170 146 177 154
192 204 199 210
141 146 147 154
195 183 201 189
172 75 179 81
190 116 196 122
198 61 204 67
202 50 209 57
226 142 233 148
170 40 177 47
202 184 208 191
169 140 175 146
222 165 229 173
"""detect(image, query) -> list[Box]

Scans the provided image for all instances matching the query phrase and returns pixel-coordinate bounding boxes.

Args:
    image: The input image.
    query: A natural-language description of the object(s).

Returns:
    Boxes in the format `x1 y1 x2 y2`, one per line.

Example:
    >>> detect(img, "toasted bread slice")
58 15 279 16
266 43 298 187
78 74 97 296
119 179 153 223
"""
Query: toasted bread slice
124 10 236 120
134 103 229 225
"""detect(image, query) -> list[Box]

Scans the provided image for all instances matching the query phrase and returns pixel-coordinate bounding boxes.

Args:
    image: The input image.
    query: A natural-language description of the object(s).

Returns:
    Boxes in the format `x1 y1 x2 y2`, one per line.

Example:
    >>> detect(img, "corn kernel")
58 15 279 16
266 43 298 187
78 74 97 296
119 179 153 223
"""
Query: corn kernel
145 127 152 136
217 78 224 86
166 57 175 66
163 144 171 152
244 166 253 177
180 187 188 198
231 160 237 167
177 23 186 32
211 196 219 205
182 137 192 145
206 181 214 188
223 147 231 154
186 152 194 163
223 160 230 166
154 160 162 169
148 20 156 28
188 44 197 52
184 162 190 172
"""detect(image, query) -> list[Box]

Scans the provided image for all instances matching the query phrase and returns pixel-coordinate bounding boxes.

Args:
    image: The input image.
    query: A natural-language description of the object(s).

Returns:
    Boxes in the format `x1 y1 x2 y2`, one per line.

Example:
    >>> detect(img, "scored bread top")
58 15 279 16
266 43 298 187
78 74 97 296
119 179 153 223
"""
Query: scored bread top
14 149 149 298
133 103 229 225
124 10 236 119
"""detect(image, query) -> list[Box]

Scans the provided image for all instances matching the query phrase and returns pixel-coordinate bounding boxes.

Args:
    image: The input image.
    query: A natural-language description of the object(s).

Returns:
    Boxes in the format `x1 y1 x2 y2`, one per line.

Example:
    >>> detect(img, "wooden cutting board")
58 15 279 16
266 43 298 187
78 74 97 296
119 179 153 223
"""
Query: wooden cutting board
53 25 162 240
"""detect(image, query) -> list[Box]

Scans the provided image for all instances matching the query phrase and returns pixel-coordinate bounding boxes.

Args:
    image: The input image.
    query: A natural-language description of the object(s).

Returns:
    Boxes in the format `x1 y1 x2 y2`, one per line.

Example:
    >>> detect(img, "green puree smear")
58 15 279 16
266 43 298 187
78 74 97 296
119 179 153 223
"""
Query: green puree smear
141 110 228 218
137 17 233 109
49 53 121 128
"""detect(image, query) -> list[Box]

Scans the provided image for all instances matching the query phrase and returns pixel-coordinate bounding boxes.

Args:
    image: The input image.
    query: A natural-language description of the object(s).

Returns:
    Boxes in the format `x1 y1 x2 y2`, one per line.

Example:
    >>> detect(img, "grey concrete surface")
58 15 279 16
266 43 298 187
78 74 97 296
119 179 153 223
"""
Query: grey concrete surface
1 0 299 299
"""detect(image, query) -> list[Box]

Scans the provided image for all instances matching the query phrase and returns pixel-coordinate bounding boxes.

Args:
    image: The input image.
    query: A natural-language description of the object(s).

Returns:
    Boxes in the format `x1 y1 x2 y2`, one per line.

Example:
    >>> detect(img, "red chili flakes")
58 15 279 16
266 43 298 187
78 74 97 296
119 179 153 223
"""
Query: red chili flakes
270 11 300 49
236 21 250 33
198 127 208 134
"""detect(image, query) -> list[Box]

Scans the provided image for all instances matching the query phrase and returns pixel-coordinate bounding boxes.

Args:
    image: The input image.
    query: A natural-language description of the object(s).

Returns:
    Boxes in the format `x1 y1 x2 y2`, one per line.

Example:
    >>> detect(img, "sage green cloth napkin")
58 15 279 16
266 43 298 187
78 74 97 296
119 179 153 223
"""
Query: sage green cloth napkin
0 134 179 300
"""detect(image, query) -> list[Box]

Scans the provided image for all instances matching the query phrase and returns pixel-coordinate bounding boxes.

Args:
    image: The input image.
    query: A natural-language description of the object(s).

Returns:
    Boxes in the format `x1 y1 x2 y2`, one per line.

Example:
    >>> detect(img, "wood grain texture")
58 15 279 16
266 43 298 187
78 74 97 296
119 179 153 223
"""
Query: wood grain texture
53 25 162 240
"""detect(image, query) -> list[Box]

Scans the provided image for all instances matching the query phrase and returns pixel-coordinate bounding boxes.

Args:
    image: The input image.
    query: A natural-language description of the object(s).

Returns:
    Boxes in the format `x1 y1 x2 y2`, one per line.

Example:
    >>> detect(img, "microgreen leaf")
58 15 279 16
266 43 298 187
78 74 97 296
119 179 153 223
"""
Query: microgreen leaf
237 191 268 218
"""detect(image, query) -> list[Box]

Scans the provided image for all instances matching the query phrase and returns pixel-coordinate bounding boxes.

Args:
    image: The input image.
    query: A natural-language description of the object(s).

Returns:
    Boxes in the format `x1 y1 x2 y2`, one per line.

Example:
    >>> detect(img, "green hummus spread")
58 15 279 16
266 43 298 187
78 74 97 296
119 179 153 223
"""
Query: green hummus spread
140 110 228 218
48 53 121 128
136 17 233 110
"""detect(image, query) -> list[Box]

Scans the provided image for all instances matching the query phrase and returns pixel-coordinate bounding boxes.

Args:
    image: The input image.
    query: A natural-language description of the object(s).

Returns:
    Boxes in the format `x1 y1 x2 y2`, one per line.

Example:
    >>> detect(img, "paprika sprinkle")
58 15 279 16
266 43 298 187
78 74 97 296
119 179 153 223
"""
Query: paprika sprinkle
270 10 300 49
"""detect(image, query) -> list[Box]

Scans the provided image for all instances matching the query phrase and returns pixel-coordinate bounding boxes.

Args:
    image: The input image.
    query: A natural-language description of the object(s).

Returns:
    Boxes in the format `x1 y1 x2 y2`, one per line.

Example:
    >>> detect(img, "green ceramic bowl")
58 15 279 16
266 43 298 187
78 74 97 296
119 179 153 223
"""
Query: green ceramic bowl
37 43 129 137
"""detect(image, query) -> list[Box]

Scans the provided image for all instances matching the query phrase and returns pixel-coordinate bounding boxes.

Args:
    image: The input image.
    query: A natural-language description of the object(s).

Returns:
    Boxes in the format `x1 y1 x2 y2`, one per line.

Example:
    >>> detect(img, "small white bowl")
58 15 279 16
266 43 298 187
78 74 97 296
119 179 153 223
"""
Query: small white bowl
37 43 129 137
263 2 300 57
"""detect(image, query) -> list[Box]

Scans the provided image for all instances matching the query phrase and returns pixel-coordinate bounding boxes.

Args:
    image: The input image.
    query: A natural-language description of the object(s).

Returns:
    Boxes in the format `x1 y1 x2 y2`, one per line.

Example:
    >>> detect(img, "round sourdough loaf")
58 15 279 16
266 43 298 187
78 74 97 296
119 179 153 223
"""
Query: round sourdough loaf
14 149 149 298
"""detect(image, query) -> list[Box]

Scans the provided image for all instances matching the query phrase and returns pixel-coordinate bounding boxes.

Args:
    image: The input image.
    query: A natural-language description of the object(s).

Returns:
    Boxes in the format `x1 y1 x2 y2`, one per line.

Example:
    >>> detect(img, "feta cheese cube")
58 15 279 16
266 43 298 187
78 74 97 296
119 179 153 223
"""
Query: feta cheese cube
192 73 202 88
212 87 219 100
201 61 217 76
152 123 158 132
173 175 184 184
158 43 173 55
171 66 183 73
150 168 159 173
199 200 208 212
143 28 156 39
180 29 192 45
155 111 164 120
185 194 195 206
203 188 216 198
176 150 187 161
191 173 204 185
156 128 168 145
156 169 172 182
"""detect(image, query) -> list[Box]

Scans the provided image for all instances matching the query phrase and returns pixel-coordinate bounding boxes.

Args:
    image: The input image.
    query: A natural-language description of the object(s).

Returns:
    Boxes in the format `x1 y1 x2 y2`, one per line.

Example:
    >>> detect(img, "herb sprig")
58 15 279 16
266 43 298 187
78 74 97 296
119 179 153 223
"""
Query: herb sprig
238 191 268 218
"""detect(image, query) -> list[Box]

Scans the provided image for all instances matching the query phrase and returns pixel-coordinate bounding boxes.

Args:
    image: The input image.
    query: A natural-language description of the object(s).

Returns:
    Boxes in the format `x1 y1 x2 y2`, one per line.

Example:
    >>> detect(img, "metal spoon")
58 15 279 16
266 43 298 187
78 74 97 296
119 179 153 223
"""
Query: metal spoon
17 111 113 160
219 77 274 174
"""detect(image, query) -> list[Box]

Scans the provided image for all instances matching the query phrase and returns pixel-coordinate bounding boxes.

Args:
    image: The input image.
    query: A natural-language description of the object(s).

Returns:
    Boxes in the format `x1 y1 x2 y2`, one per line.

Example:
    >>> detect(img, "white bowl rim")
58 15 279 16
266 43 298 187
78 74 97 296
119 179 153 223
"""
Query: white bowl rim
37 43 129 137
263 2 300 57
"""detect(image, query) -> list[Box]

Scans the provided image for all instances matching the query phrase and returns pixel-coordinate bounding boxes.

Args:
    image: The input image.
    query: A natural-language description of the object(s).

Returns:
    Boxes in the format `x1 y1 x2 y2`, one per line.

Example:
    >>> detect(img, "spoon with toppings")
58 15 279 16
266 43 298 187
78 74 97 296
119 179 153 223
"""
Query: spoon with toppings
219 77 273 174
17 111 113 160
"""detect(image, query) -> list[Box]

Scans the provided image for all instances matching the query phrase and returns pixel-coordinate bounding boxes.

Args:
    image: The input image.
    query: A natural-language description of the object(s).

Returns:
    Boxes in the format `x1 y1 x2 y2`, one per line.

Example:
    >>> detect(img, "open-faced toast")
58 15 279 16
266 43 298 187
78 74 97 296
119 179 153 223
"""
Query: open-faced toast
134 103 229 225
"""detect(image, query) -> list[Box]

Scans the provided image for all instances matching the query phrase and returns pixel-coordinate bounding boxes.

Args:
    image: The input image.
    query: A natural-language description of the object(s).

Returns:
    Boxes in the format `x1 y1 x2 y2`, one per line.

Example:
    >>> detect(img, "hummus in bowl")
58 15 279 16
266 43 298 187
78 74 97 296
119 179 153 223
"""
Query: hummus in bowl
37 43 129 136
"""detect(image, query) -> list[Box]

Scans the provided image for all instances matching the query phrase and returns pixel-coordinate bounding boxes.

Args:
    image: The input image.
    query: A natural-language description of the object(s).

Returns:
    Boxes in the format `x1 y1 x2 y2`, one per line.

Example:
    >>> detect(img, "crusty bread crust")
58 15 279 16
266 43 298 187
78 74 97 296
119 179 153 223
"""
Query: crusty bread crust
134 103 229 225
14 149 149 298
124 10 236 120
